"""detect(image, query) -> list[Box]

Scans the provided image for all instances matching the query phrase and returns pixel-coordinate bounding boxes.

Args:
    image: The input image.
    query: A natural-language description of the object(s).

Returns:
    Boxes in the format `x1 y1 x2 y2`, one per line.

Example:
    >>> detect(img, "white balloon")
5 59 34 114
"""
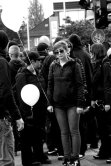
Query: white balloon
1 0 28 32
1 10 23 32
21 84 40 107
39 36 50 46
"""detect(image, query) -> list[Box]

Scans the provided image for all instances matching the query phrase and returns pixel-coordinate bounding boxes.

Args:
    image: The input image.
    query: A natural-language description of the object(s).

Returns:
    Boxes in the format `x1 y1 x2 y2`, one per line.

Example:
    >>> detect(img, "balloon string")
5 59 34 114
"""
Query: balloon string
36 76 50 105
17 32 50 105
31 106 33 111
17 32 35 72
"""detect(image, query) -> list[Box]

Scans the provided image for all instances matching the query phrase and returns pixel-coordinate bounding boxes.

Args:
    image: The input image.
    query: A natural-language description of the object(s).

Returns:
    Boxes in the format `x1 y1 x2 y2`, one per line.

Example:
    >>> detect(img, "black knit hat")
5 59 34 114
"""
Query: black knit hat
0 30 9 50
37 43 49 52
26 51 45 65
69 34 82 48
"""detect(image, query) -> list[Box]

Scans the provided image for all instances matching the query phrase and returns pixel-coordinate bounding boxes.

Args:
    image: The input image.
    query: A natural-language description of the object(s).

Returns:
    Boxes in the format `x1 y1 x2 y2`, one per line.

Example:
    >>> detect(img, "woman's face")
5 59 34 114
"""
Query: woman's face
54 46 68 60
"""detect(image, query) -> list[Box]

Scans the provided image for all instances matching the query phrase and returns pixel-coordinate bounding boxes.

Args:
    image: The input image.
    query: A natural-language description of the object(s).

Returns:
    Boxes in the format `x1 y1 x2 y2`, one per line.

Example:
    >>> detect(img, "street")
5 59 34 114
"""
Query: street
15 147 110 166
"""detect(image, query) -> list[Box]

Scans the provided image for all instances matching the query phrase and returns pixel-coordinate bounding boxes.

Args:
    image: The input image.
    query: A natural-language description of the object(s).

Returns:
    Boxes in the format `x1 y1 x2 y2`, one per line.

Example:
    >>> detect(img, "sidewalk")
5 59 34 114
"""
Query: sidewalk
15 147 109 166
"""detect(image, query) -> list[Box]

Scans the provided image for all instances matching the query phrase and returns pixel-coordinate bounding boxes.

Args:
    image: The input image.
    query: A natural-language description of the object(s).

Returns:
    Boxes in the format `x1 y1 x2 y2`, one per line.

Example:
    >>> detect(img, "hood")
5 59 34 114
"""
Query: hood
69 34 82 49
9 59 26 72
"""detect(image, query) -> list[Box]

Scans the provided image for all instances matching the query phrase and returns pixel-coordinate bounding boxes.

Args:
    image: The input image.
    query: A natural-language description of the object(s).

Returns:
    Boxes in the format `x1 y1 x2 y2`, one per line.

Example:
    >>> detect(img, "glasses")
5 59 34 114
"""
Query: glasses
9 53 14 56
54 49 64 55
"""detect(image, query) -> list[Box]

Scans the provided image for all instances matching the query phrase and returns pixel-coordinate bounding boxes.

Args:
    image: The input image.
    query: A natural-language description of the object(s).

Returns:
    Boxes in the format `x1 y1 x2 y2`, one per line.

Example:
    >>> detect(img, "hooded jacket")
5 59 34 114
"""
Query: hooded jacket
47 58 85 108
15 67 47 127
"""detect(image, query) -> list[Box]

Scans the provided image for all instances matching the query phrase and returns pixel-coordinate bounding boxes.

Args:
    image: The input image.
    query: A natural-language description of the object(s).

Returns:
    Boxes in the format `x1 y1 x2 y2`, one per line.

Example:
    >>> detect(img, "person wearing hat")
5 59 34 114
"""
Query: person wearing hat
15 51 51 166
37 42 49 58
0 30 24 165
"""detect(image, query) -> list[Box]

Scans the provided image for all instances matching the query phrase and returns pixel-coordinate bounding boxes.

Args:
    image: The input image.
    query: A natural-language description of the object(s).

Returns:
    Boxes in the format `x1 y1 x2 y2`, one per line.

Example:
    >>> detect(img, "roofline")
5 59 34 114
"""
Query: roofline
30 14 53 32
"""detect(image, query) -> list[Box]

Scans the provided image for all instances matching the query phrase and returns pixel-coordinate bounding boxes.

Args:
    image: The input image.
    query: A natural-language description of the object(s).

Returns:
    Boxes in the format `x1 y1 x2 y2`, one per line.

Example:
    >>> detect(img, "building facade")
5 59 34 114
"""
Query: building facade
53 0 86 25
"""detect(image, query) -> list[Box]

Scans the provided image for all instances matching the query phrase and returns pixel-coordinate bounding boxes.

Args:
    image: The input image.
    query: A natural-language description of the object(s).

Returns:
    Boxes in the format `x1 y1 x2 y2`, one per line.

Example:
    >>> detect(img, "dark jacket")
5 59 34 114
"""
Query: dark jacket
15 67 47 127
47 58 84 108
70 49 93 100
69 34 93 104
91 60 104 101
9 59 26 86
41 54 56 89
0 52 21 120
102 56 111 105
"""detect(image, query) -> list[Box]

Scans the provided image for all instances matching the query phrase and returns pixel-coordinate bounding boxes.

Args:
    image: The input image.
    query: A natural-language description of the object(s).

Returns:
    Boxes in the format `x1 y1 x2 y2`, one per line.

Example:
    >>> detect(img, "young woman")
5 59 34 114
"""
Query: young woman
47 40 85 166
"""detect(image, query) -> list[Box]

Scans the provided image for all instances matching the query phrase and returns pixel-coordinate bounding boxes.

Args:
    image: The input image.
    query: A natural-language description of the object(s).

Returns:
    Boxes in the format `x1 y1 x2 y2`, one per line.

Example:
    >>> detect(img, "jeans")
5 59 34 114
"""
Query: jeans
0 119 15 166
55 107 80 159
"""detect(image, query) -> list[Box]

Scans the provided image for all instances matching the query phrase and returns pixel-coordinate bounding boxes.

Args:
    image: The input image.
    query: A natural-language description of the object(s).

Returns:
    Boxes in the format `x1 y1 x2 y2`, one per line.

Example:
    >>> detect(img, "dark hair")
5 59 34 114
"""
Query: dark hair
26 51 40 65
8 40 18 49
69 34 82 49
0 30 9 50
91 43 106 60
53 36 64 45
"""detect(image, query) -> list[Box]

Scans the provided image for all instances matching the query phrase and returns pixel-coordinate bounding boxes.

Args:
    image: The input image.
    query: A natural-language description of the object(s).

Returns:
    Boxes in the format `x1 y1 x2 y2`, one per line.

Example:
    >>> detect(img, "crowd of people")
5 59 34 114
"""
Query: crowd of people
0 29 111 166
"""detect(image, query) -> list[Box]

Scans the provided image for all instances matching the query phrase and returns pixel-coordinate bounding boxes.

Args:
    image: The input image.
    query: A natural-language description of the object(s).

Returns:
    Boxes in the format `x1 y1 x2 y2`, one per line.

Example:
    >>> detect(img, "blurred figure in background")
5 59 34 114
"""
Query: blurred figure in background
91 43 111 163
9 45 26 86
6 40 18 62
19 50 28 64
69 34 94 158
8 45 26 156
40 36 64 160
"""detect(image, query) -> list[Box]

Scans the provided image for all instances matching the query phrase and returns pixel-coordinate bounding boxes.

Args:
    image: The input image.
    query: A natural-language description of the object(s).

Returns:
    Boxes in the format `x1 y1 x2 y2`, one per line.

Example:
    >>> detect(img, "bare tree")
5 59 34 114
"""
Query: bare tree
28 0 44 29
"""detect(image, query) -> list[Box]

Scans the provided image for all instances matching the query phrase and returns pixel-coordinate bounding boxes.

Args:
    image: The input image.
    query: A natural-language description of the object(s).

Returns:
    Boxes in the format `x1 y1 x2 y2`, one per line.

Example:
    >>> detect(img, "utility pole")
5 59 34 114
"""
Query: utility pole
27 8 30 50
92 0 97 29
63 0 66 24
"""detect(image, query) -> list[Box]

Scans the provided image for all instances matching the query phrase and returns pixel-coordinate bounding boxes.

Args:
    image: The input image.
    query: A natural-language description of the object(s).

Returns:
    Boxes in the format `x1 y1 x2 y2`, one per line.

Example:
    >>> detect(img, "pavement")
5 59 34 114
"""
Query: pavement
15 146 111 166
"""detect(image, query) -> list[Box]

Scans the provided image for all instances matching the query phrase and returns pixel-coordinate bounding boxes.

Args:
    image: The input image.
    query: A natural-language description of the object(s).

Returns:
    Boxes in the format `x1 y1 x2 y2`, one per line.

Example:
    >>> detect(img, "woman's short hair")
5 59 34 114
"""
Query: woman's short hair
53 40 68 53
91 43 106 60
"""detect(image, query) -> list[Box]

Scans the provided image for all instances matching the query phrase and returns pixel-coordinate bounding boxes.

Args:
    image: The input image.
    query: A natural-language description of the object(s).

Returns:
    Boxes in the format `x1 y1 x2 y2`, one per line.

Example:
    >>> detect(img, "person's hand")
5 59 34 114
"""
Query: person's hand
91 100 96 108
16 118 24 131
105 105 110 112
47 106 53 113
76 107 83 114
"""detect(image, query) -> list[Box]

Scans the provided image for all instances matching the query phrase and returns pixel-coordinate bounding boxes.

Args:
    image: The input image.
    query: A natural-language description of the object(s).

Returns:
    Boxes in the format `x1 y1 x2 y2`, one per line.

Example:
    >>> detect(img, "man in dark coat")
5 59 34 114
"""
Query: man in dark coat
8 45 26 155
0 30 24 165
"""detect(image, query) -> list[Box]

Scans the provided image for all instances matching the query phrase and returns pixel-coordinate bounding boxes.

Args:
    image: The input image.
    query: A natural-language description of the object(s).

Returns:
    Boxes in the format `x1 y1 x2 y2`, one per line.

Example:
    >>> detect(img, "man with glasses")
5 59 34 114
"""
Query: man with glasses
9 45 26 86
